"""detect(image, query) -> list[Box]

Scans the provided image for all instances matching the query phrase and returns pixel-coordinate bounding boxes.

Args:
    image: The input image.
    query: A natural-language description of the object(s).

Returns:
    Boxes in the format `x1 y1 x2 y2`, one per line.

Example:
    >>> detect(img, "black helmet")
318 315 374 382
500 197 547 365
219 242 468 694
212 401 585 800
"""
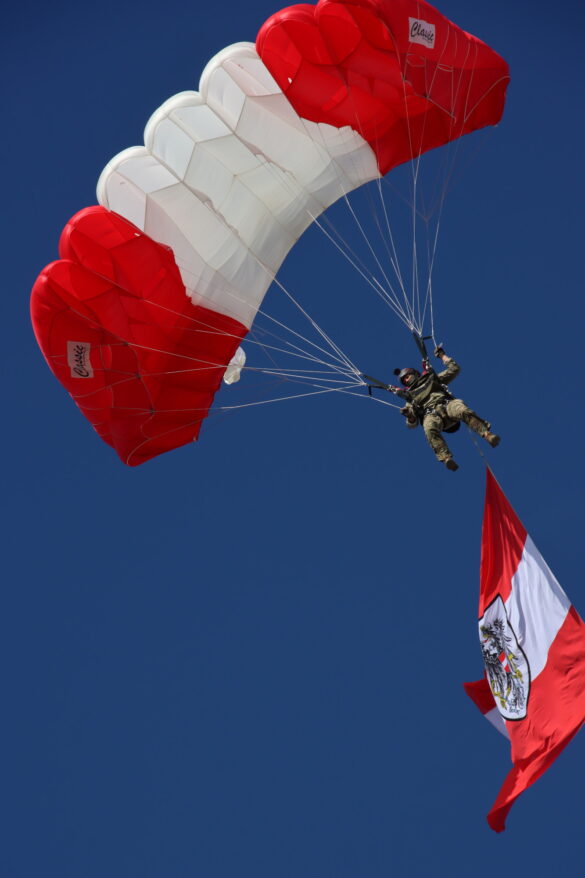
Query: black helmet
394 367 420 386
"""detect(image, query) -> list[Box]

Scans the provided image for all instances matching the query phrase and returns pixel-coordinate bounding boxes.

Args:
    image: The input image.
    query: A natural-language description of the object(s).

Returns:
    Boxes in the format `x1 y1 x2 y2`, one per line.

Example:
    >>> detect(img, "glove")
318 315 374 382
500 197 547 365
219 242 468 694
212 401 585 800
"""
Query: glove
400 405 418 426
434 345 446 358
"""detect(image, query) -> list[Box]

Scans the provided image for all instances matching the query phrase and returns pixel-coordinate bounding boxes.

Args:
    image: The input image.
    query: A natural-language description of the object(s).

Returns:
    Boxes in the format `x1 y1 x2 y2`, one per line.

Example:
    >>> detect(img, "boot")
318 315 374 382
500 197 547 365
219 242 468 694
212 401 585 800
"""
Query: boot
484 432 501 448
445 458 459 471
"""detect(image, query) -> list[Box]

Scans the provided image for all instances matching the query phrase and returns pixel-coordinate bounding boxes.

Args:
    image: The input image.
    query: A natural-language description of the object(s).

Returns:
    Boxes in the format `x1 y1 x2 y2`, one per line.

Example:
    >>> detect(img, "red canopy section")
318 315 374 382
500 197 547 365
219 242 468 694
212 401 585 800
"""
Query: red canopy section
31 207 247 465
257 0 510 174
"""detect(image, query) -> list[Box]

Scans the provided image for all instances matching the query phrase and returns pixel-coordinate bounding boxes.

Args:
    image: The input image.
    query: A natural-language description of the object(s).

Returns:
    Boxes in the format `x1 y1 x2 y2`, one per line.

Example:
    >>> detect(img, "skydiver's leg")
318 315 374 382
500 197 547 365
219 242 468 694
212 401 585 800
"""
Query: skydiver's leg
445 399 491 436
422 413 452 463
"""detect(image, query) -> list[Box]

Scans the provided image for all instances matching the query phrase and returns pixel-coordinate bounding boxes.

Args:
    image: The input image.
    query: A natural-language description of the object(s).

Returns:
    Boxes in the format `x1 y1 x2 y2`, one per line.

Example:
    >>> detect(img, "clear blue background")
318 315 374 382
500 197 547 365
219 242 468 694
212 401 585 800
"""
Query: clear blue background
3 1 584 875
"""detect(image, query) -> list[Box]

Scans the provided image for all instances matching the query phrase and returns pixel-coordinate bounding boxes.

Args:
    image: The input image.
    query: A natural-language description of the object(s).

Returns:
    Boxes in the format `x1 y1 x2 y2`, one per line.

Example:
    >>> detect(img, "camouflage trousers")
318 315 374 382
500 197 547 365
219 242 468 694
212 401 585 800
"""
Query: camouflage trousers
422 398 490 462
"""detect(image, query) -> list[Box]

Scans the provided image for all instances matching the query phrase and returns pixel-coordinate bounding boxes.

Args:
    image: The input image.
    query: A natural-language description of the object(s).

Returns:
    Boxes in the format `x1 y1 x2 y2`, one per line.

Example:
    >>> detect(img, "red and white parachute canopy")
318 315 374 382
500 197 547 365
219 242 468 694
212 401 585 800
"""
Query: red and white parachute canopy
31 0 509 465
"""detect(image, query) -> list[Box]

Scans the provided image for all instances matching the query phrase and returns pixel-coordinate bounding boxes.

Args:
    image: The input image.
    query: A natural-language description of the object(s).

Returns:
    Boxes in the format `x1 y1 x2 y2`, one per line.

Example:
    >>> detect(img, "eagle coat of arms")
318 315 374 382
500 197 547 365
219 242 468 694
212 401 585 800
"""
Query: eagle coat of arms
479 596 531 720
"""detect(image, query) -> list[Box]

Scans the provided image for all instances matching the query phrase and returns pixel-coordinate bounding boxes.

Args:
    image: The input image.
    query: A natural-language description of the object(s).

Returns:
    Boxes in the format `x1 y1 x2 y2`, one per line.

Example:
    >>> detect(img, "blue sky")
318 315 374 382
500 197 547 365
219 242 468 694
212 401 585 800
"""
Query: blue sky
4 1 585 876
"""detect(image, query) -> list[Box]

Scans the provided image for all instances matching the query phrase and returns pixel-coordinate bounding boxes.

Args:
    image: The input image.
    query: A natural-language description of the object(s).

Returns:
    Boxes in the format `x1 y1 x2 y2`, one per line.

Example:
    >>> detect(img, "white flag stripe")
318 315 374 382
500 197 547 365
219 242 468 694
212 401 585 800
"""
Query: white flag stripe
504 536 571 681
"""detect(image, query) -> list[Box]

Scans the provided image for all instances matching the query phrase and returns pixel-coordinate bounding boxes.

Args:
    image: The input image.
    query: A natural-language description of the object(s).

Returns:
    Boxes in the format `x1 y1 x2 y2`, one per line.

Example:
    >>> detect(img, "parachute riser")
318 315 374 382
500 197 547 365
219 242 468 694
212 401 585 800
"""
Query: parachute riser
412 331 434 369
362 373 391 394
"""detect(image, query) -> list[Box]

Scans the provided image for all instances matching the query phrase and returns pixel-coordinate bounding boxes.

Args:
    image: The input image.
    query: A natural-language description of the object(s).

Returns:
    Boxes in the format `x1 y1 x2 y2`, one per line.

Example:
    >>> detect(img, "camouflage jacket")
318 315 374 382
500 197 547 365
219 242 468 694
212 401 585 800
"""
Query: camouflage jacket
403 357 460 419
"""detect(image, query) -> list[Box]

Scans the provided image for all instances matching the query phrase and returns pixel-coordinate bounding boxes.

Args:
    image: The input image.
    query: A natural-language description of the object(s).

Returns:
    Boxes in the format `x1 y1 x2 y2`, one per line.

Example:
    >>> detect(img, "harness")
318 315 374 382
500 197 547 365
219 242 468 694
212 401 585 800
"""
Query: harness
405 399 458 433
422 400 461 433
405 334 460 433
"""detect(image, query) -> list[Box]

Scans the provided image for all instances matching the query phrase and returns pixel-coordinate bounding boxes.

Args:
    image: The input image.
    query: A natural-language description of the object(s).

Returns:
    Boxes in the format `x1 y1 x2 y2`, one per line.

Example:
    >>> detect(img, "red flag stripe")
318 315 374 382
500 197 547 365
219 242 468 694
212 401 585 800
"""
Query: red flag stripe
479 469 527 614
487 606 585 831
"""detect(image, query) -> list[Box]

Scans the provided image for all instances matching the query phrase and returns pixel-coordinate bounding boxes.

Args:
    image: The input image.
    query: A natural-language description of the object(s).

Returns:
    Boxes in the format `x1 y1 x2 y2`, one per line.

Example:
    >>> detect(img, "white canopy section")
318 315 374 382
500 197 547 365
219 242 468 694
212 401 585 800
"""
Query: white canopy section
97 43 379 329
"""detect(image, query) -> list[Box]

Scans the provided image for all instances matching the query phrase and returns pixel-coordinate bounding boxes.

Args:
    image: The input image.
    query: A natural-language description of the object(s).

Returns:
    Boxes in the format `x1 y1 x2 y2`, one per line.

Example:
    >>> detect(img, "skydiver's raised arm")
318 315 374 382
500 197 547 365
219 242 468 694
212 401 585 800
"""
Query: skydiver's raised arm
435 350 460 384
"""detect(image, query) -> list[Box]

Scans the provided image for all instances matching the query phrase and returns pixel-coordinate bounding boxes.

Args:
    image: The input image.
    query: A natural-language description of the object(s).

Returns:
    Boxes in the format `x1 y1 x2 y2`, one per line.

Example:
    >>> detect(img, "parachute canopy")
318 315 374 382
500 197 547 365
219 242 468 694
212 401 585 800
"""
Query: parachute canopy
31 0 509 465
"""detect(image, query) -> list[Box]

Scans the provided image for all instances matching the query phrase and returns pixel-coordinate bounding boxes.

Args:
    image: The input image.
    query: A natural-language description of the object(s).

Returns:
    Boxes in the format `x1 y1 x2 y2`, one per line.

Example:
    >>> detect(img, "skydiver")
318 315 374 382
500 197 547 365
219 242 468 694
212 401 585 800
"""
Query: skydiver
391 346 500 471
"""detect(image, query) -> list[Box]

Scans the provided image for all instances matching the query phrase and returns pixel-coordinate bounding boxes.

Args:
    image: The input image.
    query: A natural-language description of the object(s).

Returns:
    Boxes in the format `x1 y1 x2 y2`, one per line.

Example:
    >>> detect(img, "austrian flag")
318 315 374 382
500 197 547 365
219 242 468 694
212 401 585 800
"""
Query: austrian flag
465 469 585 832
